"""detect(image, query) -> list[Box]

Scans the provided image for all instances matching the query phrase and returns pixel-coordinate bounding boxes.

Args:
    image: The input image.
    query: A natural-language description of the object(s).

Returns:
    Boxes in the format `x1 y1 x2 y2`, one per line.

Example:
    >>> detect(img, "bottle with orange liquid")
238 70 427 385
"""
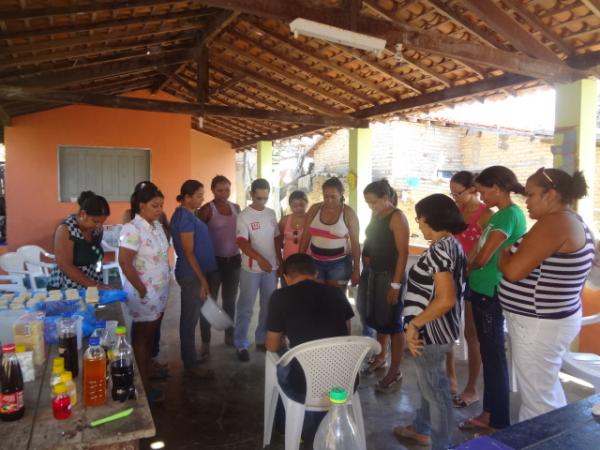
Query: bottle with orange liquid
83 336 106 407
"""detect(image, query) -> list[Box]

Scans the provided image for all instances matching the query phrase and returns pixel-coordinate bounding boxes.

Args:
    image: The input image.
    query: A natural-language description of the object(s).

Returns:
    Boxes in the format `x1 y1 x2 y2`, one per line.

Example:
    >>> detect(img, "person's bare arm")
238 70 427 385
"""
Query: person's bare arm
298 203 320 253
499 218 566 282
275 215 286 261
387 211 410 304
118 247 146 297
237 238 272 272
180 231 210 299
54 225 106 288
265 331 284 352
470 230 509 271
196 203 212 224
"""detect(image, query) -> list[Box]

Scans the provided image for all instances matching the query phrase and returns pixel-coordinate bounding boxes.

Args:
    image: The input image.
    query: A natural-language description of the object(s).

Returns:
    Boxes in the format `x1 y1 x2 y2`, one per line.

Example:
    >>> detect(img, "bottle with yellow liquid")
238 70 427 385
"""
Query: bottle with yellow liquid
61 371 77 406
83 337 106 407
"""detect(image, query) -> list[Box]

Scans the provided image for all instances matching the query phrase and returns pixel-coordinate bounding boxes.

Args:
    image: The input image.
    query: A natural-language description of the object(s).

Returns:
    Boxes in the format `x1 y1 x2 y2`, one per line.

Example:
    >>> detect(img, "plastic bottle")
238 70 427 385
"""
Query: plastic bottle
0 343 25 422
110 326 136 402
92 320 112 385
61 371 77 406
313 387 364 450
50 357 64 397
58 314 79 378
51 382 71 420
83 336 106 407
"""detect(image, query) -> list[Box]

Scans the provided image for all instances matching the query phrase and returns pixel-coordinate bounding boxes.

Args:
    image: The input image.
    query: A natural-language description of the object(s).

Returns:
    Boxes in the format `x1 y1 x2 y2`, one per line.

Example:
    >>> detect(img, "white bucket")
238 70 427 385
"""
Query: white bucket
200 297 233 331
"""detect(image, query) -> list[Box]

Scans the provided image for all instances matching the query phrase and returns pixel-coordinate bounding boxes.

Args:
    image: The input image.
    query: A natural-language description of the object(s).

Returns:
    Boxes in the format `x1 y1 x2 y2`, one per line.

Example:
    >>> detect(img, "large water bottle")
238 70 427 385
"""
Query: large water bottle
313 387 364 450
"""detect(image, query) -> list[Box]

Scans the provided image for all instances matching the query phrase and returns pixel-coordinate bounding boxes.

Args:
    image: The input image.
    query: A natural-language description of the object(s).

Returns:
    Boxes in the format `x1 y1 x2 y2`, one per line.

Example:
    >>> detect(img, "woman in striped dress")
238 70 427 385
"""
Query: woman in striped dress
499 168 595 421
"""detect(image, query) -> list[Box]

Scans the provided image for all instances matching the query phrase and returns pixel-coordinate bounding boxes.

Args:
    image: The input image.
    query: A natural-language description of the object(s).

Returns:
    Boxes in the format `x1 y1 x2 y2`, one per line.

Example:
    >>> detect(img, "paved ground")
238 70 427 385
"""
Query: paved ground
138 280 594 450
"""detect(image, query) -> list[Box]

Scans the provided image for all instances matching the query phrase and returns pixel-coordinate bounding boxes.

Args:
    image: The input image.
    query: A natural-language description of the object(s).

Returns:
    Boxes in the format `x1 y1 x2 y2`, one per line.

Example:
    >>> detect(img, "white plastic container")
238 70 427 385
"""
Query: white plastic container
200 297 233 331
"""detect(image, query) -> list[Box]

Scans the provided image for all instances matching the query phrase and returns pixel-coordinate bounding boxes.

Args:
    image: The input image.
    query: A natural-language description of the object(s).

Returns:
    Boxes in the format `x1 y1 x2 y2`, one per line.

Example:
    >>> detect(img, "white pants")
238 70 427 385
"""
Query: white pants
506 310 581 422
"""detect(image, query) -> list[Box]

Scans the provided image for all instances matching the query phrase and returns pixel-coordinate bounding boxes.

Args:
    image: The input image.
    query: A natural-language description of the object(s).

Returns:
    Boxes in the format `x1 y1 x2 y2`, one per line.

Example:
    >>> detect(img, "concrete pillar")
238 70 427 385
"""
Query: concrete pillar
554 79 597 223
256 140 277 211
349 128 372 241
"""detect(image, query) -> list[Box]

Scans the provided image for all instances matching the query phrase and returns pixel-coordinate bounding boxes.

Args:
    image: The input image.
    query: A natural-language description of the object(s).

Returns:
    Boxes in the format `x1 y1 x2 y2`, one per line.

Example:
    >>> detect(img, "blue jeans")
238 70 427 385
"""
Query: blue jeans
177 275 204 369
469 289 510 429
366 269 404 334
413 342 454 450
313 255 352 282
355 267 375 337
234 269 277 350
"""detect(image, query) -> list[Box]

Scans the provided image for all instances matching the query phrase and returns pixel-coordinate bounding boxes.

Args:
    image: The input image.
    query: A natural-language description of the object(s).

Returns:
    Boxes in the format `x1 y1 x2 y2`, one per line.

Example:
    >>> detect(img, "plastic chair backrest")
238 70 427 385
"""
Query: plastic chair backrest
279 336 380 408
0 252 26 273
16 245 50 264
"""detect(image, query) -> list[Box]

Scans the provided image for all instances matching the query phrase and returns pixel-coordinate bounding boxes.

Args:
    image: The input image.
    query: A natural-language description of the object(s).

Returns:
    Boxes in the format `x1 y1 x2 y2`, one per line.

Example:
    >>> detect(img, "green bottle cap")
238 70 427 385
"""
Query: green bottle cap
329 387 348 404
115 326 127 335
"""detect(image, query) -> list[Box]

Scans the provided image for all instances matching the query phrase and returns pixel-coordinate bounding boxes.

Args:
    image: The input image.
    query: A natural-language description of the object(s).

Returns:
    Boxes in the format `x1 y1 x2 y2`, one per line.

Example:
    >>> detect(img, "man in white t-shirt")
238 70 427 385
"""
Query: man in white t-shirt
234 178 281 362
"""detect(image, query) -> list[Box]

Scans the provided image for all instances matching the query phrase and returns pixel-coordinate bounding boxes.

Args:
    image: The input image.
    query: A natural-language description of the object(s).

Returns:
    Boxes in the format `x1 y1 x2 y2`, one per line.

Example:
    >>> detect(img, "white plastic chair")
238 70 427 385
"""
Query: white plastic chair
101 237 123 286
263 336 381 450
0 274 26 293
561 311 600 393
17 245 55 288
0 252 39 290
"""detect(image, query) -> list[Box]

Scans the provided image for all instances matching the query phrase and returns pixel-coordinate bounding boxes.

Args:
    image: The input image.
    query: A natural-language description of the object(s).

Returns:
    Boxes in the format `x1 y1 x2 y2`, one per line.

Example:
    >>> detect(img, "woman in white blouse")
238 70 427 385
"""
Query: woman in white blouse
119 182 170 402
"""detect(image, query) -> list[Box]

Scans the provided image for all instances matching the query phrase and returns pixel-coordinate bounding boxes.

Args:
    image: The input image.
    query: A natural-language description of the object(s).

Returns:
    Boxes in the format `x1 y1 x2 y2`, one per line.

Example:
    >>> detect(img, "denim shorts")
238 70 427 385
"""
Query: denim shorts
313 255 352 283
365 269 405 334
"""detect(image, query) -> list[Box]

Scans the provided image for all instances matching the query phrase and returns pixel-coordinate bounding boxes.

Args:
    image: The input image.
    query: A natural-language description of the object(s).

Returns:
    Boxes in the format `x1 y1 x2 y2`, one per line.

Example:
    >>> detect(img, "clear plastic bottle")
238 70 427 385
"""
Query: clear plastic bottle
313 388 364 450
61 371 77 406
110 326 136 402
83 336 106 407
0 344 25 422
51 382 71 420
50 357 64 398
92 320 111 385
58 314 79 378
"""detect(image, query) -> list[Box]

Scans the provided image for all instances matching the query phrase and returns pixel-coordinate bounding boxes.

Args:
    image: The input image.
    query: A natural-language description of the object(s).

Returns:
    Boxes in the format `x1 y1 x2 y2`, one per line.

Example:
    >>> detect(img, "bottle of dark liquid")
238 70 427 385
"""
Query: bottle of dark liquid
58 315 79 378
1 344 25 421
110 327 136 402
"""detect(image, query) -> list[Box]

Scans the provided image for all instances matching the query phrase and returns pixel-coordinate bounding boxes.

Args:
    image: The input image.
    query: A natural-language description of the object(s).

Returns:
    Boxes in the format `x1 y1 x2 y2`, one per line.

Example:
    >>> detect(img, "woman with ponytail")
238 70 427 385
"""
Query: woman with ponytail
118 183 170 401
459 166 526 432
499 168 595 421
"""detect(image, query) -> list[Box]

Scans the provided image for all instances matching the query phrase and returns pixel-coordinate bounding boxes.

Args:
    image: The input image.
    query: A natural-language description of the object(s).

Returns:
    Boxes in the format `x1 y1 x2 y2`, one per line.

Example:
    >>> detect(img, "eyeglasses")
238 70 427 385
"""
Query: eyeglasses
450 189 467 199
540 167 556 189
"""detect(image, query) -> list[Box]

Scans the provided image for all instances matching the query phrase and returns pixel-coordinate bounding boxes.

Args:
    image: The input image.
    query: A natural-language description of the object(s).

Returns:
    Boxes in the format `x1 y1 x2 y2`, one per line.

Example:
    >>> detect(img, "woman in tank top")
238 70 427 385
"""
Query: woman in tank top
499 168 595 422
447 171 492 409
197 175 241 350
361 179 409 392
277 190 308 265
299 177 361 289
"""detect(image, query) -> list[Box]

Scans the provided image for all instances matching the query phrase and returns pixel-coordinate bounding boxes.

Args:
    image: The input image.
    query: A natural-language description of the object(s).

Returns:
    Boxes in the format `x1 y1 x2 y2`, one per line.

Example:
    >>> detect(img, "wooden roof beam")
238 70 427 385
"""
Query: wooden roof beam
0 104 11 126
0 85 369 128
200 0 589 82
0 8 216 41
154 10 239 93
225 28 364 108
457 0 562 62
234 125 323 149
581 0 600 20
502 0 573 55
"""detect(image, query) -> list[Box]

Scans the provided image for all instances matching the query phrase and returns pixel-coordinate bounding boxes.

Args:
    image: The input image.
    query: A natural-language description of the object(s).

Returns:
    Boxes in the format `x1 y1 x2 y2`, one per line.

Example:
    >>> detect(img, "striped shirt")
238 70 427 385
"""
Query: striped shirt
308 205 350 261
499 216 595 319
404 236 466 345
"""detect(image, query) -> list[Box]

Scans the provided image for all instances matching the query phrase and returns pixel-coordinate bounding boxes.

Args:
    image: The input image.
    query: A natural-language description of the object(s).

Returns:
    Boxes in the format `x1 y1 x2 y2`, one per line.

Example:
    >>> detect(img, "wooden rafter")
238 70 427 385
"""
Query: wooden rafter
581 0 600 20
0 85 369 128
234 125 323 149
0 104 11 126
458 0 562 62
0 8 216 41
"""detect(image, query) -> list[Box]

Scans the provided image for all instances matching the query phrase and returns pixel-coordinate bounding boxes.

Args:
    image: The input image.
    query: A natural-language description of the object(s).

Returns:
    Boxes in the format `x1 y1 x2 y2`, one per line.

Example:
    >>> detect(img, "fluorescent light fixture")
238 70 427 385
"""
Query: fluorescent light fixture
289 18 386 53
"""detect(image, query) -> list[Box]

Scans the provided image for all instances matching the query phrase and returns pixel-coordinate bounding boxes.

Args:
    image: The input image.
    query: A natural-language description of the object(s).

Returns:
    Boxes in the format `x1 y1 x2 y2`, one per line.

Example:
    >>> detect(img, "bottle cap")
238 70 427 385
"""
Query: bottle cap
61 371 73 382
115 326 127 335
52 364 64 375
329 387 348 404
2 343 15 353
53 357 65 368
15 344 27 353
89 336 100 346
96 320 106 329
54 382 67 394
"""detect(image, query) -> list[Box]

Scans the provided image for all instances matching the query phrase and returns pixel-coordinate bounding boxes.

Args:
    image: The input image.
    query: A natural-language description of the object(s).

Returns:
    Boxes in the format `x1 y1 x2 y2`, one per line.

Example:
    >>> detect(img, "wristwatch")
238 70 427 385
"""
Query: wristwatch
390 282 402 289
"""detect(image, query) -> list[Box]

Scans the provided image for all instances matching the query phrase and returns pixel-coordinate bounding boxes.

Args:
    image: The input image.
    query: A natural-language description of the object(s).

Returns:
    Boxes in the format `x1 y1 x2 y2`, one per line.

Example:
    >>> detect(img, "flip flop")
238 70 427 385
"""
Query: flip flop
393 425 431 446
453 395 479 408
362 358 388 375
458 418 495 432
375 372 403 393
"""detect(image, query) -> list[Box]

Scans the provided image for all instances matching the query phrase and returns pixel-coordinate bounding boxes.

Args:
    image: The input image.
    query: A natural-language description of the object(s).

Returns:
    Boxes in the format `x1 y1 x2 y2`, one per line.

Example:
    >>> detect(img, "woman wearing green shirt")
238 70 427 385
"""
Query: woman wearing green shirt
459 166 526 432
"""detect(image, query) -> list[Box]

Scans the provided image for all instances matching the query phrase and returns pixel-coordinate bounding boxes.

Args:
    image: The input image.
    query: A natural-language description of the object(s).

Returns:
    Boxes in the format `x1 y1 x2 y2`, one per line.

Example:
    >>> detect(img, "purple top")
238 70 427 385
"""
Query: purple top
208 201 240 258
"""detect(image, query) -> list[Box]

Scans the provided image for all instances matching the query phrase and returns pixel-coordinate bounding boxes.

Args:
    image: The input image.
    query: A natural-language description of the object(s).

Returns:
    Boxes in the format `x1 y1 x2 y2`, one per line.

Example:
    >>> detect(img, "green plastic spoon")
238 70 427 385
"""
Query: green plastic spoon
90 408 134 428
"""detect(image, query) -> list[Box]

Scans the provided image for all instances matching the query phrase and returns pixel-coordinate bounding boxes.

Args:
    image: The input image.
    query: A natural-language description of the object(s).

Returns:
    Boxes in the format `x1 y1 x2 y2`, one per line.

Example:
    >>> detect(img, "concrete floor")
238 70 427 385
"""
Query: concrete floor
139 280 594 450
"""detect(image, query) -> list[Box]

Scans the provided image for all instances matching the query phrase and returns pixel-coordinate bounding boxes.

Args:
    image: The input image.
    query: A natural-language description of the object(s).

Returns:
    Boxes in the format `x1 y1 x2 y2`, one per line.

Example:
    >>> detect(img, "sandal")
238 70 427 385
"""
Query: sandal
458 417 496 432
453 394 479 408
362 358 388 376
393 425 430 446
375 372 403 393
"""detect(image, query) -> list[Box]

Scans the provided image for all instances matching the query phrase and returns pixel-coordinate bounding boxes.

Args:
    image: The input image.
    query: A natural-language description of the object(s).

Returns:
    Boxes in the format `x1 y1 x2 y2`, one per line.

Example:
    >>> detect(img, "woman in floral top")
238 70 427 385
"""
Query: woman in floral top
119 183 170 399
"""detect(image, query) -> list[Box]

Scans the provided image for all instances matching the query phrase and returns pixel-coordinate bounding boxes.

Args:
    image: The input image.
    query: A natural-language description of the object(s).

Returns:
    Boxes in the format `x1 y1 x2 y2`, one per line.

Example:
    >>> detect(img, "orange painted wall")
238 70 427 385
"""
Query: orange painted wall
4 91 233 252
190 128 236 203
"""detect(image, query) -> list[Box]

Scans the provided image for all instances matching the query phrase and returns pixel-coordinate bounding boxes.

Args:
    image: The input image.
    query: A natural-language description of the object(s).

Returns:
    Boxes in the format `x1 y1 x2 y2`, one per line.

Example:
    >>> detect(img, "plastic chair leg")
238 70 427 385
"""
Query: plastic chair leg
263 387 279 447
283 400 305 450
351 394 366 450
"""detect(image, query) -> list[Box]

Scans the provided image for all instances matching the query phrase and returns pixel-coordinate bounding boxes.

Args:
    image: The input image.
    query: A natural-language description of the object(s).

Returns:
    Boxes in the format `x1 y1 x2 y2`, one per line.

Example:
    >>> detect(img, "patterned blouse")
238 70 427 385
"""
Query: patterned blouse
49 215 104 289
119 214 170 322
